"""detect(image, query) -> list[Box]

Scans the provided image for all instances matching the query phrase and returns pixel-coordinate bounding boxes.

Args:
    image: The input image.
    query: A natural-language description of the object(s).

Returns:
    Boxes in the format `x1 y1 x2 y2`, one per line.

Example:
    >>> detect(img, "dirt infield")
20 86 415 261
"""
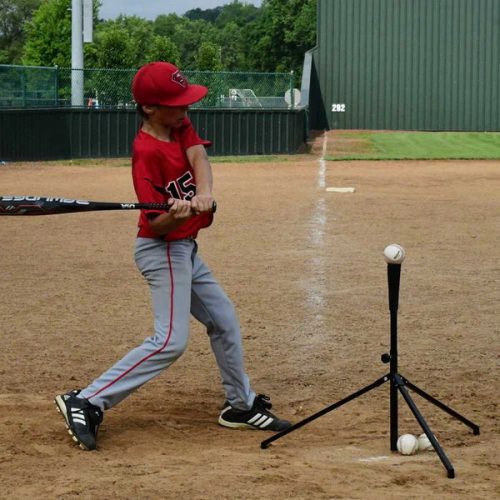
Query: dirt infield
0 150 498 498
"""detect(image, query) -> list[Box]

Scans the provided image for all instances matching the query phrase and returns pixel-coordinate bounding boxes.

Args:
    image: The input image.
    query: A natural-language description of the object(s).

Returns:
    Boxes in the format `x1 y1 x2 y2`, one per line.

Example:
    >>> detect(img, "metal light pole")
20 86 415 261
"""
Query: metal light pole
71 0 84 106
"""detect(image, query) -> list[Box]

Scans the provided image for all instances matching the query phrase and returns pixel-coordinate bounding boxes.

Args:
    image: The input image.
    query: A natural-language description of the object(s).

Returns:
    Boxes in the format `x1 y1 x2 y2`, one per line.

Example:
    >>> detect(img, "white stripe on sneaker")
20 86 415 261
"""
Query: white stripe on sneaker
248 413 262 424
73 416 86 425
259 417 274 428
253 415 269 427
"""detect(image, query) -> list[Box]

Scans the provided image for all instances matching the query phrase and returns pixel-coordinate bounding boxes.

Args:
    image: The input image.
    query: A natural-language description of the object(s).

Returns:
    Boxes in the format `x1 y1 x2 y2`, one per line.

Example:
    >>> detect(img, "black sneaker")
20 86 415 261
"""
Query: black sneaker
54 390 103 450
218 394 292 431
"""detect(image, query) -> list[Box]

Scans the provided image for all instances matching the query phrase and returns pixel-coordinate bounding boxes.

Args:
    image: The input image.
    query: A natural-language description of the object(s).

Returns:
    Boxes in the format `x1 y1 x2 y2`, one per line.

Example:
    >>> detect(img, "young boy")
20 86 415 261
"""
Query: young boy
54 62 291 450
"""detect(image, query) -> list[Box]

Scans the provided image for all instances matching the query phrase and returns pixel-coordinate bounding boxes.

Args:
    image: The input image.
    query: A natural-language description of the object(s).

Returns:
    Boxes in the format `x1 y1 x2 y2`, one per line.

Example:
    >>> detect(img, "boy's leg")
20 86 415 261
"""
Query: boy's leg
190 250 255 411
79 238 194 410
190 250 291 431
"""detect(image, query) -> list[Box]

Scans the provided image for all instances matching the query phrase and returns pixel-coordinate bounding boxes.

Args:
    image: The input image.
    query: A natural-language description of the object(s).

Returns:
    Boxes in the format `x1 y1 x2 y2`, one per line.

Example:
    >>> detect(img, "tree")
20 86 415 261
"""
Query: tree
216 21 246 71
285 0 316 50
22 0 101 67
18 0 316 76
195 42 222 71
245 0 316 74
0 0 42 64
184 7 222 23
96 26 135 68
152 14 183 38
22 0 72 67
110 15 153 67
170 19 218 69
215 1 260 28
146 36 180 66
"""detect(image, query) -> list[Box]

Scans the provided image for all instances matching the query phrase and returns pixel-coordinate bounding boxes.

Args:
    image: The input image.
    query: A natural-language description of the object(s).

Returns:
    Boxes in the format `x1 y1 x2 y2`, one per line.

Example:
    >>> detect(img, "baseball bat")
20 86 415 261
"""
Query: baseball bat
0 196 217 216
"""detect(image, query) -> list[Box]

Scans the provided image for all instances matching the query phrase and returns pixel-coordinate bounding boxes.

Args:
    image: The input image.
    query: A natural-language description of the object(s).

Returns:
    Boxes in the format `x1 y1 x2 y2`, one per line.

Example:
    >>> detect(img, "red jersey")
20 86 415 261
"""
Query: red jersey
132 118 213 241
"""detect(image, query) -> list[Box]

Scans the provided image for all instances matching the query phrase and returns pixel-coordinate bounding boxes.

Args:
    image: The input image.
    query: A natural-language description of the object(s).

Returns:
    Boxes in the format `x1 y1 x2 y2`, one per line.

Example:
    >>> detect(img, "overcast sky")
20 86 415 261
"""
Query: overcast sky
99 0 263 20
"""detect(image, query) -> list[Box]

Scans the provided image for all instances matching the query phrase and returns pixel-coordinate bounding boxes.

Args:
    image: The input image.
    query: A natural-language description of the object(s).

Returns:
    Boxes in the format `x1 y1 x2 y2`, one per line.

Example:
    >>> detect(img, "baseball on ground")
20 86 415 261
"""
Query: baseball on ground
397 434 419 455
383 243 406 264
417 433 434 451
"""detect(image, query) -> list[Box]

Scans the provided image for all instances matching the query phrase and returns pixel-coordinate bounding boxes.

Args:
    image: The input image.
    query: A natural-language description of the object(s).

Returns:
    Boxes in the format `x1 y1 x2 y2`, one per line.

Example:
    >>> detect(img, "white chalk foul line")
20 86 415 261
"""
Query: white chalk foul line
317 132 327 189
326 187 356 193
358 456 390 463
320 131 356 193
305 131 329 328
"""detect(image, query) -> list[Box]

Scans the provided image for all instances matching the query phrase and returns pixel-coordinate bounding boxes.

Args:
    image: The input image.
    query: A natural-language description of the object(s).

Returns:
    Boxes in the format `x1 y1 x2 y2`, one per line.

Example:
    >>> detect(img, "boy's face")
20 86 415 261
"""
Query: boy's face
143 105 189 128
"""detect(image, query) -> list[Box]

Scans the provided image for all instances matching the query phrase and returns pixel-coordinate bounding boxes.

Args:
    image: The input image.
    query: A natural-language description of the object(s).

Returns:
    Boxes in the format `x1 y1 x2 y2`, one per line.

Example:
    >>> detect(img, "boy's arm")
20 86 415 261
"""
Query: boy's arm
186 144 214 214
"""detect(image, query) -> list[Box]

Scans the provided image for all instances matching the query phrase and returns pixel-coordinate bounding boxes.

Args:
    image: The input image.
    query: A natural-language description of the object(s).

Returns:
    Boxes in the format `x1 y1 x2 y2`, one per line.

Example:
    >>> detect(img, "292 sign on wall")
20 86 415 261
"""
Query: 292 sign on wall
332 103 346 112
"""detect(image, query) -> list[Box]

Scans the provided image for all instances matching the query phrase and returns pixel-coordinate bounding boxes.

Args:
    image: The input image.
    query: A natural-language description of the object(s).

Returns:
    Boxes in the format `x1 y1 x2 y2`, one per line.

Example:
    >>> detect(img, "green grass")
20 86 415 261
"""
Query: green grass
48 155 291 166
326 132 500 161
209 155 291 163
51 158 131 167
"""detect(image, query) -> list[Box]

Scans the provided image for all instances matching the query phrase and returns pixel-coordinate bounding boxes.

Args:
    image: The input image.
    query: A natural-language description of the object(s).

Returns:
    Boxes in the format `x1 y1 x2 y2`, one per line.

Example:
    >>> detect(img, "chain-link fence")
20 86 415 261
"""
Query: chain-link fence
0 65 298 109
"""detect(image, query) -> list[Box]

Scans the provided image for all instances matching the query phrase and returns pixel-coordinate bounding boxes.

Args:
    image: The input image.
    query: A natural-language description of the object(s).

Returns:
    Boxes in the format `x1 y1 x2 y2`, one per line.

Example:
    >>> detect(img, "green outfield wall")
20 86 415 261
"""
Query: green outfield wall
311 0 500 130
0 109 307 161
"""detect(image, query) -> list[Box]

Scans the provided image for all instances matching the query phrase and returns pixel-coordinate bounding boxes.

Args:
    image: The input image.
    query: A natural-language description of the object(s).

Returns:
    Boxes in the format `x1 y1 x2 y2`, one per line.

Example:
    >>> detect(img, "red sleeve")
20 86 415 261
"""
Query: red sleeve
176 117 212 150
132 148 167 217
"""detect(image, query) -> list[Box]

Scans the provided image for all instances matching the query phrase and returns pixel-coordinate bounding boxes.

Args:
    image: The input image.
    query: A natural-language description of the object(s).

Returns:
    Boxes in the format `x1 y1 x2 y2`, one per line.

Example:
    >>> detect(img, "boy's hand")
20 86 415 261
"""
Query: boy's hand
167 198 193 220
191 193 215 215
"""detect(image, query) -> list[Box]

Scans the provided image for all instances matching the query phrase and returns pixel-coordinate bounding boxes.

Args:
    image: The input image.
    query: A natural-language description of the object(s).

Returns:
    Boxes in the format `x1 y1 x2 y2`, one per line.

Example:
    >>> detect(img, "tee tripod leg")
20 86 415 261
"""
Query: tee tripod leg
402 377 480 435
260 375 388 449
394 374 455 478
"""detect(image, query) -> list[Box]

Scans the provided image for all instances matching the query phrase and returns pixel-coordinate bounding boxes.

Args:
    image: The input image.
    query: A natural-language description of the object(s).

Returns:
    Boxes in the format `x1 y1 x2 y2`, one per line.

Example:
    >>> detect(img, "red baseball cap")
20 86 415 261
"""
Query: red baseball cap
132 62 208 106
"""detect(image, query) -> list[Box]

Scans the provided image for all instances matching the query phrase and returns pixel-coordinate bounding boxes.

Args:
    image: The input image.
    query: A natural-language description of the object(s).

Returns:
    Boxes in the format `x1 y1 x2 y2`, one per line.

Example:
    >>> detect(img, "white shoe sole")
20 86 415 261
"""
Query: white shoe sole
218 416 258 429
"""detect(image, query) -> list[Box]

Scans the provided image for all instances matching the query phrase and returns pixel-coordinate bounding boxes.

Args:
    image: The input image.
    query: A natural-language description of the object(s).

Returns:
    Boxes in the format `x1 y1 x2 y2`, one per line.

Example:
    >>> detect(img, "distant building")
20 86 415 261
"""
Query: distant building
307 0 499 131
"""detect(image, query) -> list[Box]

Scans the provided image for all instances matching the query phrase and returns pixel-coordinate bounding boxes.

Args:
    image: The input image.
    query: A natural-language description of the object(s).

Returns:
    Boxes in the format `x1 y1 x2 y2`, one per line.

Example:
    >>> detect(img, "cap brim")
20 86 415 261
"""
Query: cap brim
157 84 208 107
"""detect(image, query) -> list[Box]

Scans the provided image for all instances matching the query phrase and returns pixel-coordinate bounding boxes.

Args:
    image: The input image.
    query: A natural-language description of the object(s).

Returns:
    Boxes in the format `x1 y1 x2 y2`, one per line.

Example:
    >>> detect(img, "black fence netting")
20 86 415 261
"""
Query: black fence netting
0 65 298 109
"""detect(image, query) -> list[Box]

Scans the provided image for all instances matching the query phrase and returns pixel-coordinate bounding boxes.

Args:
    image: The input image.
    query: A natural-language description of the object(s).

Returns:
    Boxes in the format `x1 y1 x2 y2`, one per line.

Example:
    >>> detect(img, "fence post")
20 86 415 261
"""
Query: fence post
290 70 295 109
54 66 59 106
21 67 27 107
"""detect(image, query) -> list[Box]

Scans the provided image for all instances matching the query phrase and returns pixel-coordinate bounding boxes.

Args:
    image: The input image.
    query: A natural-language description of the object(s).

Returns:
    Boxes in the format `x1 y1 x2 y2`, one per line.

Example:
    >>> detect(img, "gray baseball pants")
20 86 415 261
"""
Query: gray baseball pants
79 237 255 411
